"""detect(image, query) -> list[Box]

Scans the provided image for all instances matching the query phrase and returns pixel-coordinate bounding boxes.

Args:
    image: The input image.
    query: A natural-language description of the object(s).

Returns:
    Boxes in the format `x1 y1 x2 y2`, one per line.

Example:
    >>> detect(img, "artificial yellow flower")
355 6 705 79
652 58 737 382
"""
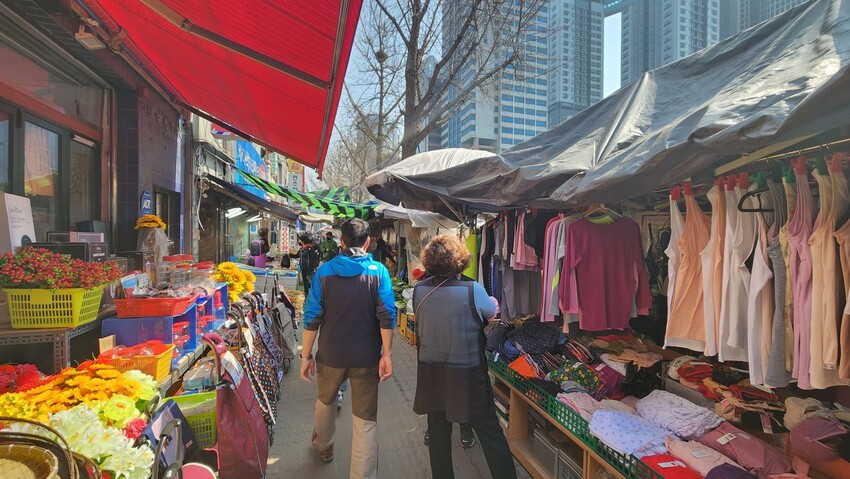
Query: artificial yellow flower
95 369 122 379
243 270 256 283
135 214 167 230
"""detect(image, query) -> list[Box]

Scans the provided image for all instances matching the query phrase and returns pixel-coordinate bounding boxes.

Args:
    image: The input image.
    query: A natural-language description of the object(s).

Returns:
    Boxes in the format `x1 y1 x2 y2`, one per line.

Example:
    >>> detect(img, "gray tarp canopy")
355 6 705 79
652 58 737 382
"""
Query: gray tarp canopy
366 0 850 217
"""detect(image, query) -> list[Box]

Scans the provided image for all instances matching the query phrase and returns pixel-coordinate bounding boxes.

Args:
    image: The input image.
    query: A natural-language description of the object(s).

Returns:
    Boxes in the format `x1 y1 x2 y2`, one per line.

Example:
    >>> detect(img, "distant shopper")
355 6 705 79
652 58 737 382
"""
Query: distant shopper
300 218 397 478
413 235 516 479
319 231 340 262
280 251 292 269
294 234 320 296
372 236 396 266
248 227 270 267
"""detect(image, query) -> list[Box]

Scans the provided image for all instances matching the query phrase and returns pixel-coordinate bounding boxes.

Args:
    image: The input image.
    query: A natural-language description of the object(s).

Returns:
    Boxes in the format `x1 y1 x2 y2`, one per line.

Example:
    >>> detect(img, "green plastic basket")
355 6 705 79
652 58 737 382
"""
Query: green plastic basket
487 357 664 479
166 391 217 449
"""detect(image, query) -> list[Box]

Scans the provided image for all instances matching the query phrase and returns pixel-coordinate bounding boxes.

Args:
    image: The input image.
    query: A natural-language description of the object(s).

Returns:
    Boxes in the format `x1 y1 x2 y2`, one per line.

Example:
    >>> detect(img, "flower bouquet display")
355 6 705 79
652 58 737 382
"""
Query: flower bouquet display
0 248 121 328
0 360 158 479
215 262 256 304
136 214 170 275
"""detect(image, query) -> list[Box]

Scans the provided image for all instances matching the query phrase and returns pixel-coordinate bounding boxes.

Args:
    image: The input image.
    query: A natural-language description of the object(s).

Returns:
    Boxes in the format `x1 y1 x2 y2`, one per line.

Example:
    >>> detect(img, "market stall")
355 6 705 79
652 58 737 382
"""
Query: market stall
0 211 303 479
365 1 850 478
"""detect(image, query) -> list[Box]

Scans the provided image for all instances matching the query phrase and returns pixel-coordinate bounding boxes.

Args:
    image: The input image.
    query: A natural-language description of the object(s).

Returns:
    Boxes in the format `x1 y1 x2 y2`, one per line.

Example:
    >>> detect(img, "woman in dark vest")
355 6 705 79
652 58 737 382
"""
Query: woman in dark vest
413 234 516 479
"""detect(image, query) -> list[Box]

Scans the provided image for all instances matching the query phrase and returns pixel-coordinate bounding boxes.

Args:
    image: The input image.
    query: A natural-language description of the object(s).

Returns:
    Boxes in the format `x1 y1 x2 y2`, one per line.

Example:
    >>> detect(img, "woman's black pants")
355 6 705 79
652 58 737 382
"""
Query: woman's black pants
426 410 517 479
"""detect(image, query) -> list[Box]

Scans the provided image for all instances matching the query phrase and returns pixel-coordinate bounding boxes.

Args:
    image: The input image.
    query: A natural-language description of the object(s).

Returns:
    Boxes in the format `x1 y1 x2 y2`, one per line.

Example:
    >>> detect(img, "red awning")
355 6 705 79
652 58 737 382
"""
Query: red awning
79 0 362 173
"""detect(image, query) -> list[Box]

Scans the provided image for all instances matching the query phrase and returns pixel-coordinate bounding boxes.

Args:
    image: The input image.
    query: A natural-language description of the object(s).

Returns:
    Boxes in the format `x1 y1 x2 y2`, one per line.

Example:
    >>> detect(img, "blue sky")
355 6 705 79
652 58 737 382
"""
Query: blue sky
604 13 622 97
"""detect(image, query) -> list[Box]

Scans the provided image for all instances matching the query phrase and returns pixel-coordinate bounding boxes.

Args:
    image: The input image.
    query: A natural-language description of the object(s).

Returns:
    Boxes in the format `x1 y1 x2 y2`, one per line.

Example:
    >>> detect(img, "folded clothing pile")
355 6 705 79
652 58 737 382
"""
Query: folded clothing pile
666 438 747 477
589 410 671 458
698 422 792 479
557 391 607 421
642 453 703 479
636 390 723 439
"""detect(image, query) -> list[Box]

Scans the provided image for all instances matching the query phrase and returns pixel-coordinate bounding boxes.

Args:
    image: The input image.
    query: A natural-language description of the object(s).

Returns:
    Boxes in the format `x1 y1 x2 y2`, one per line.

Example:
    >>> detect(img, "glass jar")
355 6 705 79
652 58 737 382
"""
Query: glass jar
174 264 192 291
192 261 216 297
158 255 184 289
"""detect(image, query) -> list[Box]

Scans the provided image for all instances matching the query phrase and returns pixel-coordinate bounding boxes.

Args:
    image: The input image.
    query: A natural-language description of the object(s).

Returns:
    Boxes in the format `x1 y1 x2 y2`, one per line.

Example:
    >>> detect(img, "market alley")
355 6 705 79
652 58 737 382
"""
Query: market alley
265 328 531 478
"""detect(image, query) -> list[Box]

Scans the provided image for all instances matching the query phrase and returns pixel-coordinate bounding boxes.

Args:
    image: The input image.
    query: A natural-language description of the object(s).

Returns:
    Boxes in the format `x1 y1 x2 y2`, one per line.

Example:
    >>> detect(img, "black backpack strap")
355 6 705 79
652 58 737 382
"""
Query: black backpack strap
467 281 483 325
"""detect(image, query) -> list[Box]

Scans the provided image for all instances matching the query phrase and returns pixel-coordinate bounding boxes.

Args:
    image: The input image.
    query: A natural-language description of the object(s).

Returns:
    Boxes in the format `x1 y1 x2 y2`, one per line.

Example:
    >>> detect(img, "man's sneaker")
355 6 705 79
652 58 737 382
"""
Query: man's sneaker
319 444 334 463
460 424 475 449
423 430 430 446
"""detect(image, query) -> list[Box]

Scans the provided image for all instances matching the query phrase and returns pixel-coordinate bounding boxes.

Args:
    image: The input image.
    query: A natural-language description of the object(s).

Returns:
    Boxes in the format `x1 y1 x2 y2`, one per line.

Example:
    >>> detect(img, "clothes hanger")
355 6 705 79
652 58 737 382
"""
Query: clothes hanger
671 185 681 201
725 174 737 191
738 172 774 213
830 151 847 173
580 203 609 217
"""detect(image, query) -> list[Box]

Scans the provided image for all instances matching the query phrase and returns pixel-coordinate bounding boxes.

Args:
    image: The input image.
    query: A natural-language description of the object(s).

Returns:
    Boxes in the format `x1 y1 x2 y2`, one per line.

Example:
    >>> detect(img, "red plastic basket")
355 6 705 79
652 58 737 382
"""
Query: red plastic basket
114 295 196 318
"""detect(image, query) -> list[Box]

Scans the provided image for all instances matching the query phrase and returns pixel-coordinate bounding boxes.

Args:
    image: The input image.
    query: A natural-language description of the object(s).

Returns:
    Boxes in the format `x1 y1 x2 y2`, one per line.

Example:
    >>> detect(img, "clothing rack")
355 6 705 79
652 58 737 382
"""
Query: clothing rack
716 137 850 175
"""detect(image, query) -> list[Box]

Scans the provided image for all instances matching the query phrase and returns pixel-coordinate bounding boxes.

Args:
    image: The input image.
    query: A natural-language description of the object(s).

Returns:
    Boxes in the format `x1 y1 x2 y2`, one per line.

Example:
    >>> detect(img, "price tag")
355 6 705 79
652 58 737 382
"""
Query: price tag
691 450 711 458
760 413 774 434
220 351 244 385
717 433 736 445
98 334 116 354
658 461 685 468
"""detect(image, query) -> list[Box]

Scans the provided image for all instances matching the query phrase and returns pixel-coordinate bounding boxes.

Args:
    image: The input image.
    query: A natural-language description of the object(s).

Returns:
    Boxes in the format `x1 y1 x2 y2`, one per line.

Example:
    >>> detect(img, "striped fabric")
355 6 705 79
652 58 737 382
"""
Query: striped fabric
238 169 374 219
308 187 351 203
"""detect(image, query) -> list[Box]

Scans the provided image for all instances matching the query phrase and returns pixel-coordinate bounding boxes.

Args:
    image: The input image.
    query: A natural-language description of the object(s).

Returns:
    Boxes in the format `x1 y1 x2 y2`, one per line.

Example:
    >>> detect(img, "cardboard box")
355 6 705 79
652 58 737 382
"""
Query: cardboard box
0 193 36 254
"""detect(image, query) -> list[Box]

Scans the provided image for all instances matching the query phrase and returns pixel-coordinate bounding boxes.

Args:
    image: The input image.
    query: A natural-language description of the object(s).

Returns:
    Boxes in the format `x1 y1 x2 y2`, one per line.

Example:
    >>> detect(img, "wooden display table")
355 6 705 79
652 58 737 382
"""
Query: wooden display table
489 359 663 479
492 374 628 479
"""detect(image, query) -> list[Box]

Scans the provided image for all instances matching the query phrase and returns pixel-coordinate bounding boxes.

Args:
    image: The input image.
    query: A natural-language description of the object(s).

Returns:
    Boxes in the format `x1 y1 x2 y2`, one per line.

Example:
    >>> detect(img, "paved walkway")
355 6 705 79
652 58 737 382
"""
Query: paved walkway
265 328 531 478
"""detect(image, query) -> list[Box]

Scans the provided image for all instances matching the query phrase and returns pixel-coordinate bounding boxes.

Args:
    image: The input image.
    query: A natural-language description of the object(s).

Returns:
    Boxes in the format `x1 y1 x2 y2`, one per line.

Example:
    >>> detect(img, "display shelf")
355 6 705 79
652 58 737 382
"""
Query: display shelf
158 343 209 396
496 377 628 479
0 307 116 373
489 360 665 479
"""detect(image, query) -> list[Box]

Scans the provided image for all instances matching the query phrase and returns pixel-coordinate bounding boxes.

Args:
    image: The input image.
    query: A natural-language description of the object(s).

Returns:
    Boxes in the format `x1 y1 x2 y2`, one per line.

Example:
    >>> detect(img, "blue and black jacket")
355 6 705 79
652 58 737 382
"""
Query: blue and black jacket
303 247 397 368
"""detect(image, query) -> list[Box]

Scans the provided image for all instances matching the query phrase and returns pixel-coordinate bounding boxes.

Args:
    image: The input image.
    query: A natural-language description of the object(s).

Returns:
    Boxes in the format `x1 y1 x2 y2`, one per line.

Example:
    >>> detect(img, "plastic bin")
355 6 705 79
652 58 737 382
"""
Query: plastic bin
167 391 217 448
114 295 195 318
108 344 175 380
102 304 198 352
279 272 298 291
4 287 103 329
533 428 559 478
557 446 584 479
102 315 174 347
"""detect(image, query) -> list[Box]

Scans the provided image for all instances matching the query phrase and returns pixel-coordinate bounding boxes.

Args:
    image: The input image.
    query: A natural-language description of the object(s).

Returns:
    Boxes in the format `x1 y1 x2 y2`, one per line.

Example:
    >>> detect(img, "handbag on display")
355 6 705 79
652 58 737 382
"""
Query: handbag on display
202 333 269 479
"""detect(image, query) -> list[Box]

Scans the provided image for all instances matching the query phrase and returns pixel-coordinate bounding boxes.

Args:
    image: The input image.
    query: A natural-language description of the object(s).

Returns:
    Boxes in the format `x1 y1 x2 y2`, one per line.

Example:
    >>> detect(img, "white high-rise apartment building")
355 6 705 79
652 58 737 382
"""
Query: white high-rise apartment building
439 1 605 153
620 0 720 86
548 0 605 126
440 0 549 153
735 0 809 34
440 1 549 153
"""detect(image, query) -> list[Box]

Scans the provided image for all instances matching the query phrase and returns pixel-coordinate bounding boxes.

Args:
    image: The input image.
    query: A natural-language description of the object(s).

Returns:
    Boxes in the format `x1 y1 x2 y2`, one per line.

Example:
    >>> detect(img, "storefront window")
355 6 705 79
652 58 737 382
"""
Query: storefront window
0 111 8 193
69 138 97 226
0 37 103 128
24 122 59 238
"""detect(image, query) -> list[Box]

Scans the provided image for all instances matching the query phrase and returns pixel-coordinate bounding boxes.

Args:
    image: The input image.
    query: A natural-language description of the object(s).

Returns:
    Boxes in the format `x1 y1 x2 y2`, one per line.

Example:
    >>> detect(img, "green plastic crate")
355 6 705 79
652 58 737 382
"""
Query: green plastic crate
487 358 664 479
166 391 217 449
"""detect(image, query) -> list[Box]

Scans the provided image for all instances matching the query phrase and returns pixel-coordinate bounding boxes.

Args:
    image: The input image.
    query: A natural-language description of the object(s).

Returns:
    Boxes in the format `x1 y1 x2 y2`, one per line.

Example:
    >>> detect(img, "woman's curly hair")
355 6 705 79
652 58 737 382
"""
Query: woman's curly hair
421 234 470 277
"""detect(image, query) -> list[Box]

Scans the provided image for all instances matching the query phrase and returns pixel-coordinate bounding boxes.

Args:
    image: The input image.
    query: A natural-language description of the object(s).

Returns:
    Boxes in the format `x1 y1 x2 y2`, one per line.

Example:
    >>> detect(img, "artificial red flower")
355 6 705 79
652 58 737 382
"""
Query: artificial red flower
123 418 147 442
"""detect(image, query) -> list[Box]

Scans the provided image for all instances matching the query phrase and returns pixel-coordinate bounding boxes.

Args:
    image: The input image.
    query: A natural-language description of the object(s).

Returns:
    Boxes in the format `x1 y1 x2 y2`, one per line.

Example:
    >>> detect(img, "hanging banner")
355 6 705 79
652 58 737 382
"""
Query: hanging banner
235 141 269 200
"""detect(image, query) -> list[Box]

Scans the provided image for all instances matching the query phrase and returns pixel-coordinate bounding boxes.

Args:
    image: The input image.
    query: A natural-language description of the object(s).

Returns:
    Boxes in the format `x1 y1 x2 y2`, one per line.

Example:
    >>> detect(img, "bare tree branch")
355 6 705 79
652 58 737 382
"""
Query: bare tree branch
375 0 410 45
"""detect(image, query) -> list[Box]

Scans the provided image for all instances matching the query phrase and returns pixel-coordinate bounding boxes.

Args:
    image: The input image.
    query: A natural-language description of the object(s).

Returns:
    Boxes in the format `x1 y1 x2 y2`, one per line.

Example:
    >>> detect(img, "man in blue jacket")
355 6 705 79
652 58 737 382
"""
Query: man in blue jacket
300 218 396 479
